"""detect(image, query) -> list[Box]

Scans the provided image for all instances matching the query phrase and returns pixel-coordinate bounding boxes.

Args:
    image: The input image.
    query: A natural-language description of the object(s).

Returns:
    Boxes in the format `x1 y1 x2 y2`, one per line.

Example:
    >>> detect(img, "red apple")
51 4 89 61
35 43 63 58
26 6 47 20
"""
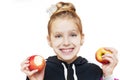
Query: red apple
95 48 112 64
28 55 46 71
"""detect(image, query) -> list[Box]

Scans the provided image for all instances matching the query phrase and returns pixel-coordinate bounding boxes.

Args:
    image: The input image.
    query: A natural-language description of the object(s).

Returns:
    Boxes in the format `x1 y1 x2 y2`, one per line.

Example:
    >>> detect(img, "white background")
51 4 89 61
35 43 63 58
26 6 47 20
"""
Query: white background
0 0 120 80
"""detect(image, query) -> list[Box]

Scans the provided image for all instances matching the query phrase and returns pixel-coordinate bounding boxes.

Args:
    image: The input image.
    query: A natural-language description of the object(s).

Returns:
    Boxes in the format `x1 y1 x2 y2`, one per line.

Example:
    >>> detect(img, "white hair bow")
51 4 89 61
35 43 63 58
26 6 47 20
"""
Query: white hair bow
46 5 57 17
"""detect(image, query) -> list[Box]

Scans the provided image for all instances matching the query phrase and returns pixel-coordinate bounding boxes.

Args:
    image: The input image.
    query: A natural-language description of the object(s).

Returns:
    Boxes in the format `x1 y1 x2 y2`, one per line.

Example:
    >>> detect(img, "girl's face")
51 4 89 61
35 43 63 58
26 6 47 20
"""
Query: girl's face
47 18 84 64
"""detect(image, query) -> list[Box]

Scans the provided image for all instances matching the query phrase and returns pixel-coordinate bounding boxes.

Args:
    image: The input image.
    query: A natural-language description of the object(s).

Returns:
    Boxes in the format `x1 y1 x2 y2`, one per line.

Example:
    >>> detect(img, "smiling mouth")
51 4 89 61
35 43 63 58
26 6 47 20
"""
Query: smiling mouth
60 48 74 54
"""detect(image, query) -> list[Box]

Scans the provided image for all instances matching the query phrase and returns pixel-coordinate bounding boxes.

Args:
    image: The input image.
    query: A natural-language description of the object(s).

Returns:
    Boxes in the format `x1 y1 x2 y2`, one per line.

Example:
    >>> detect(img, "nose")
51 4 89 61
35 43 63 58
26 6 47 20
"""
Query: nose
63 36 70 46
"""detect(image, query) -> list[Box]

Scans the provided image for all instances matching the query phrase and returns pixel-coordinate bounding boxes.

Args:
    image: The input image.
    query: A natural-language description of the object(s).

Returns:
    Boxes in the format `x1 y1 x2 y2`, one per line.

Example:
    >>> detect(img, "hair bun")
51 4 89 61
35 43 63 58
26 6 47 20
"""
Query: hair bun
56 2 76 12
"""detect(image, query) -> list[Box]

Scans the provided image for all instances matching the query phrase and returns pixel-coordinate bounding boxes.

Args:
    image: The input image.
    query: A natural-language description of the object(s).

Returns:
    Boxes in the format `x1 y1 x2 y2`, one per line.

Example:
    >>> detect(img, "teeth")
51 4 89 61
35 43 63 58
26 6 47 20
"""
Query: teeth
61 48 73 53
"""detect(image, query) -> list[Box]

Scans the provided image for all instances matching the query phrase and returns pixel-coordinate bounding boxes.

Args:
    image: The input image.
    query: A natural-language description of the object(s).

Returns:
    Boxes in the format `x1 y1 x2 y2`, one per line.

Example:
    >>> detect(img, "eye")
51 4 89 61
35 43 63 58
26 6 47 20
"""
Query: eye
70 33 77 37
55 34 62 38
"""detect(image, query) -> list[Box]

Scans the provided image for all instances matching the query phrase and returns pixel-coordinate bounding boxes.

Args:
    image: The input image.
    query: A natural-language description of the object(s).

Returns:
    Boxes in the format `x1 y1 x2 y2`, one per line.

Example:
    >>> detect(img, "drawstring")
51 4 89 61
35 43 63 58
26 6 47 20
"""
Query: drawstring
62 63 78 80
72 64 77 80
62 63 67 79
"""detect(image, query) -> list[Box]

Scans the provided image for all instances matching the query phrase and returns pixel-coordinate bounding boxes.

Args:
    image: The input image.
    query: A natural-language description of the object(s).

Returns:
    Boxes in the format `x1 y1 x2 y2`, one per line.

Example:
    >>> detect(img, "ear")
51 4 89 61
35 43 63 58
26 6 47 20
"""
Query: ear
47 35 52 47
80 34 84 45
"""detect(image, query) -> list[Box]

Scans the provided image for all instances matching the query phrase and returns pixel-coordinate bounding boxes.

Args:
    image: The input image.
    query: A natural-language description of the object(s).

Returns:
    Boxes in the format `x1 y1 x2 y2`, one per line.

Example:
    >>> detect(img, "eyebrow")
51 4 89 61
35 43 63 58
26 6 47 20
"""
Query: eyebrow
70 29 79 33
53 32 63 35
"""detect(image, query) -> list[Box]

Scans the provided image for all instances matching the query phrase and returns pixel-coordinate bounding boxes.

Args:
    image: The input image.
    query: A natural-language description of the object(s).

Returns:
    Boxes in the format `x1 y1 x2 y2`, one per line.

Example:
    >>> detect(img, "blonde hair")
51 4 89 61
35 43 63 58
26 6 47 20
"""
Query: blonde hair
48 2 83 36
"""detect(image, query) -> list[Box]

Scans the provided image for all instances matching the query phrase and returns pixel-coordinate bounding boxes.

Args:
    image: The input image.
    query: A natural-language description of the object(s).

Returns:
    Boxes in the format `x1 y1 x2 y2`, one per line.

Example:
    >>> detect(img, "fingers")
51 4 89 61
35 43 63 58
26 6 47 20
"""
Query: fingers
102 47 118 67
102 54 117 65
26 69 39 77
21 58 29 71
20 58 38 77
104 47 118 55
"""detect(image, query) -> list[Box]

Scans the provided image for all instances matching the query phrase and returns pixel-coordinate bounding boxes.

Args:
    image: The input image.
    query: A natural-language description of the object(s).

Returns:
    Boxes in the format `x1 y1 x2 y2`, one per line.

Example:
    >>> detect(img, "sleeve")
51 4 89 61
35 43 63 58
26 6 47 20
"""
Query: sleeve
100 75 119 80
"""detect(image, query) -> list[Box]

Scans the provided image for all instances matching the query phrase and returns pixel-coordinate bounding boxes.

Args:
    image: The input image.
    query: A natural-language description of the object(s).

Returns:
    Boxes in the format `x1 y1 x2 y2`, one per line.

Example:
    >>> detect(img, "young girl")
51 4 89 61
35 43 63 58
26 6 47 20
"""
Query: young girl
21 2 118 80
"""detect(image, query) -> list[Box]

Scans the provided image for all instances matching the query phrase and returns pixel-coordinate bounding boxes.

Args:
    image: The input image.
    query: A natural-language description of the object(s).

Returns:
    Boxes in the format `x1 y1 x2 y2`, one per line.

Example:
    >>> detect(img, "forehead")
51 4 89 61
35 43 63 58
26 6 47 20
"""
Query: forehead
51 19 79 32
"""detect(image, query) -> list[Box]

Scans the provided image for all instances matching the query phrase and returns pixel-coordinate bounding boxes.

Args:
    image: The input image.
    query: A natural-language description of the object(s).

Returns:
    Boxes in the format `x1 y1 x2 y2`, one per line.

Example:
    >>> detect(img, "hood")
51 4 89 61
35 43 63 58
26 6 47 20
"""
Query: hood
46 55 88 65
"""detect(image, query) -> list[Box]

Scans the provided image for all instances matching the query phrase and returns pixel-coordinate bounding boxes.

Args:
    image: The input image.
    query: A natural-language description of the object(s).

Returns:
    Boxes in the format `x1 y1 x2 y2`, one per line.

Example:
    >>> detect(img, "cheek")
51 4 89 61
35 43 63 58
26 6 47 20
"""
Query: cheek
51 38 63 47
71 37 81 45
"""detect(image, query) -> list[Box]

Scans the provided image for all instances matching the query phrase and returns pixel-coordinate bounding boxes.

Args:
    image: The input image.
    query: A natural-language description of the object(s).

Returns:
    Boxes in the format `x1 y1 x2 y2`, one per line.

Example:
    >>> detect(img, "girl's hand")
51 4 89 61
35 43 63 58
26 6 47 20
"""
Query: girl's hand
102 47 118 77
21 57 45 80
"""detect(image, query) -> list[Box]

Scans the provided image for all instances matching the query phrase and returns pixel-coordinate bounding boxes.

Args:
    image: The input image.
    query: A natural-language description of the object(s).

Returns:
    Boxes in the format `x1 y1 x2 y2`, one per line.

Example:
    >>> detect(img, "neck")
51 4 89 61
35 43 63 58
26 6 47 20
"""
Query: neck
57 56 78 64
